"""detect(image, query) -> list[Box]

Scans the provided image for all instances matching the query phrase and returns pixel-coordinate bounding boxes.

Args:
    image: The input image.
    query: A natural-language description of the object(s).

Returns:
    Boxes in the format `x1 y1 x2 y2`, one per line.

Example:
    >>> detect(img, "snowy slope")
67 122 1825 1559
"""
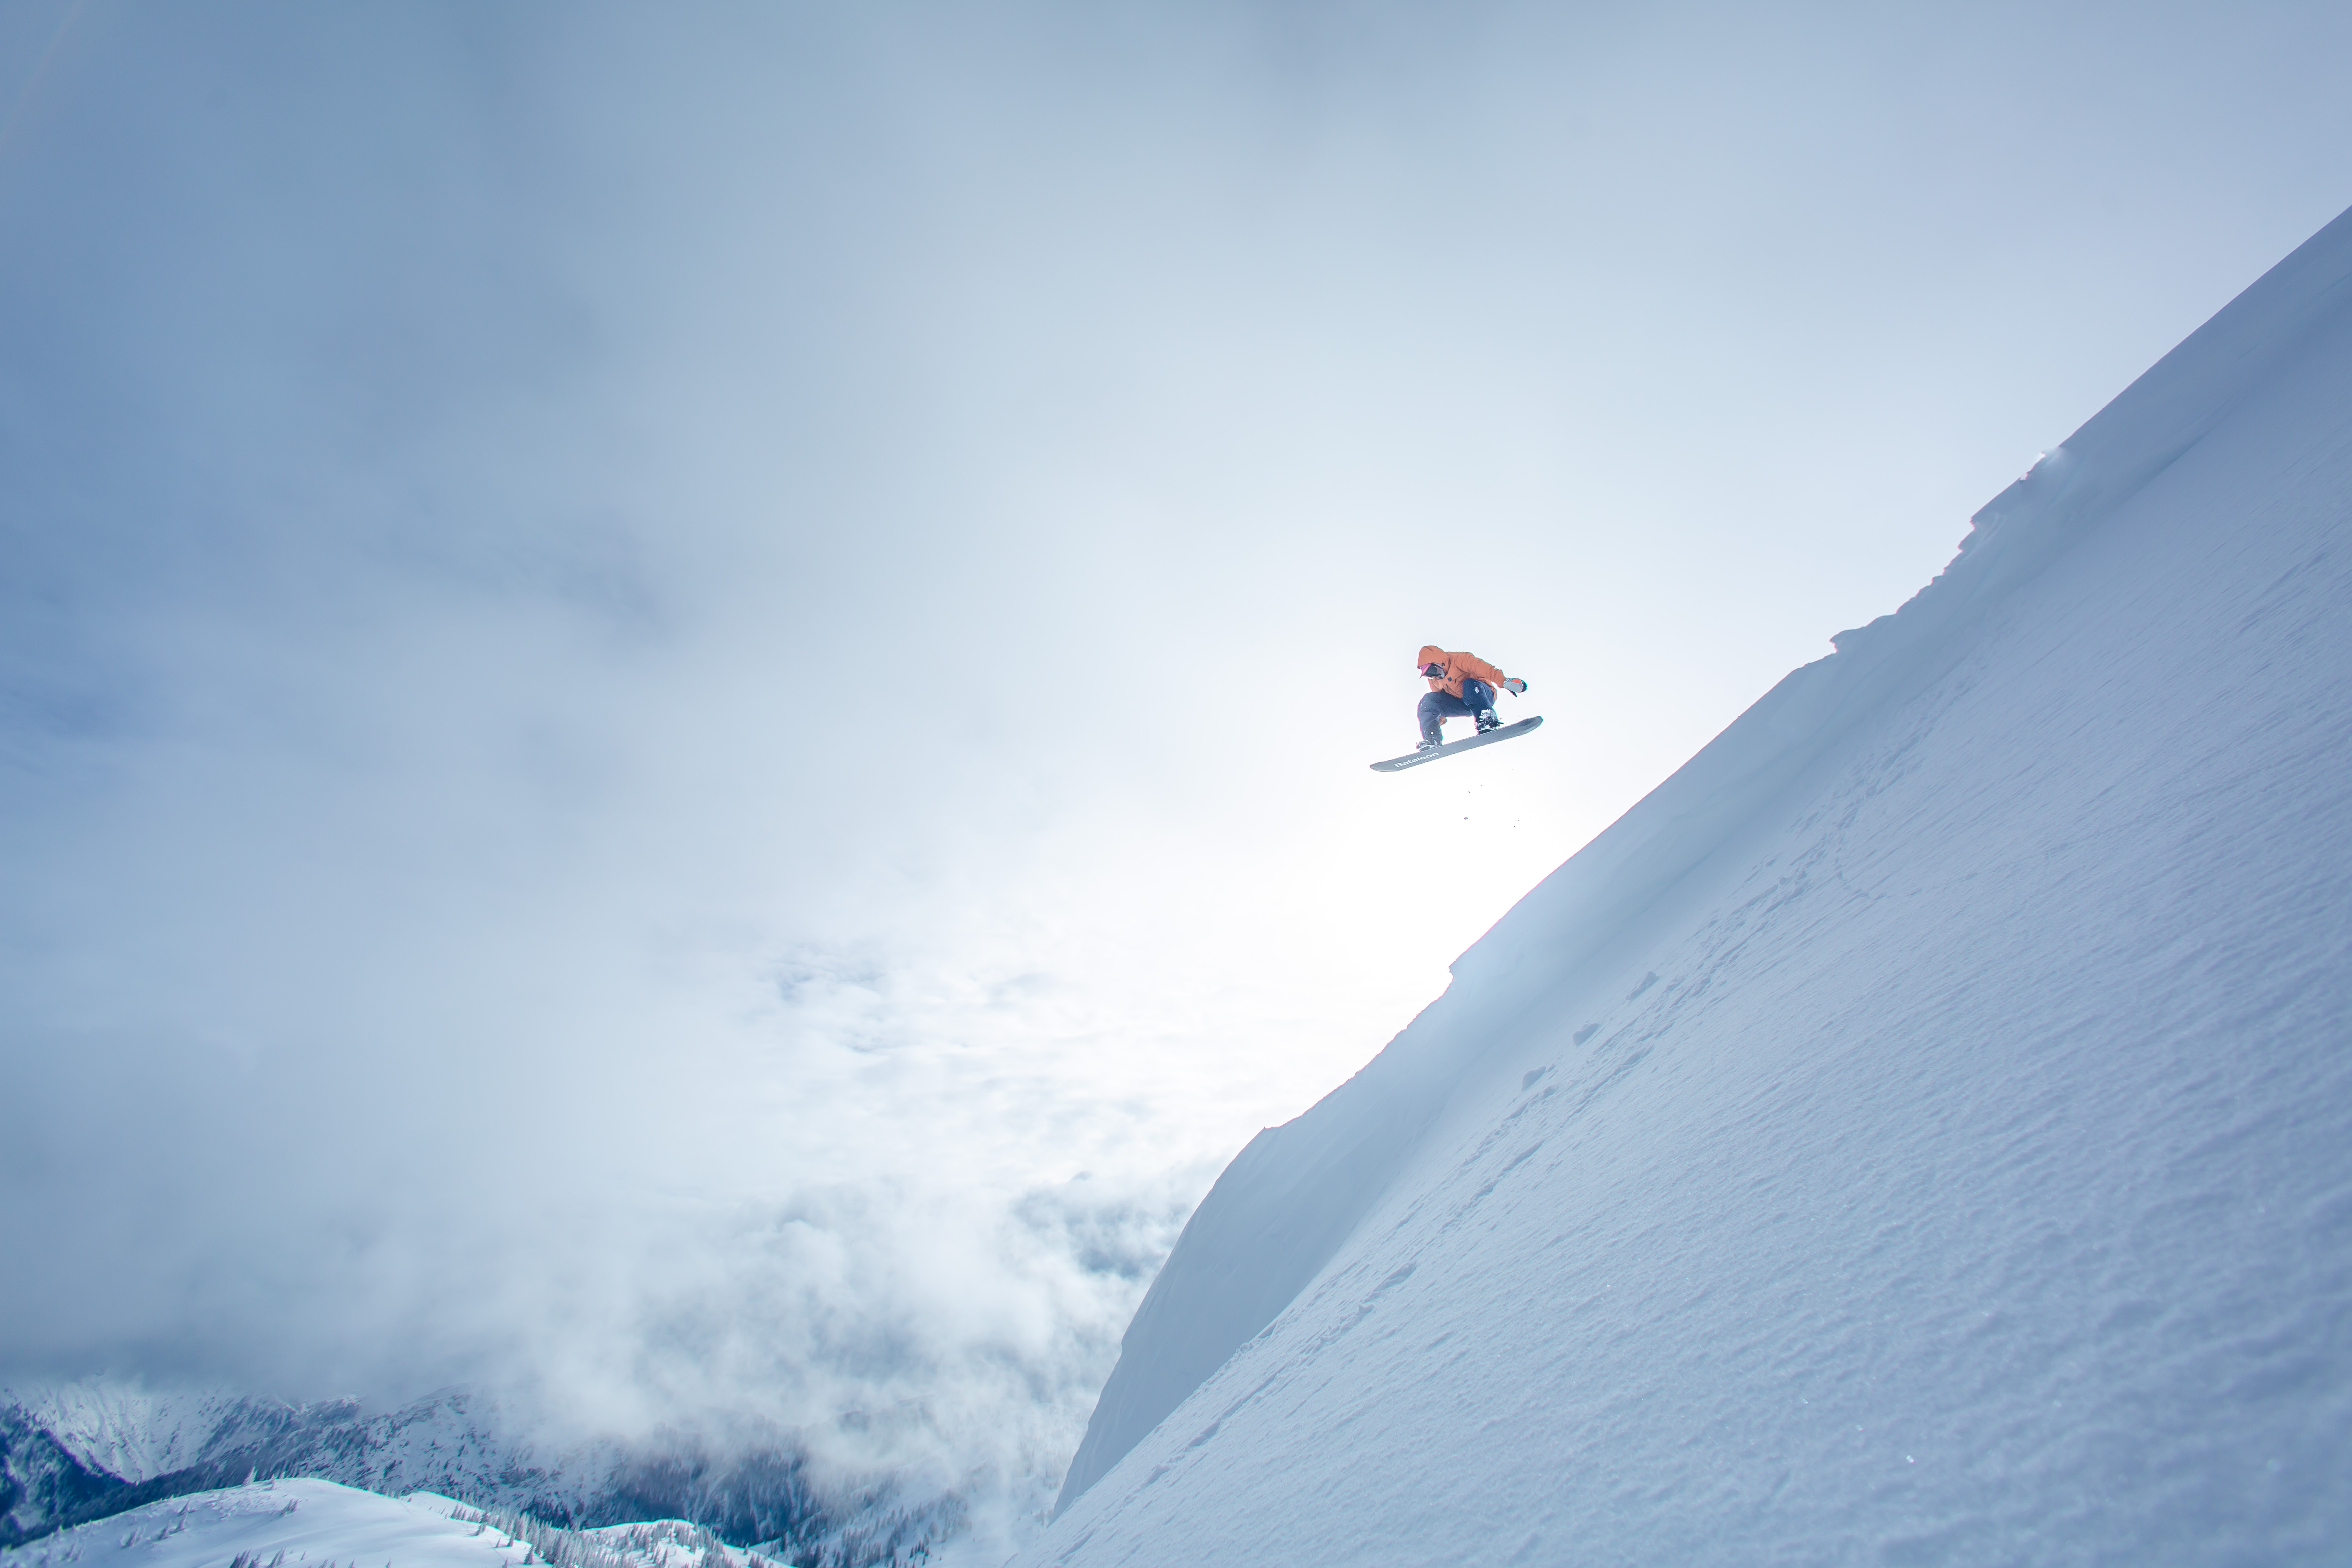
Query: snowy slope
0 1481 797 1568
1035 203 2352 1566
0 1386 578 1548
0 1482 553 1568
0 1387 967 1568
5 1388 254 1487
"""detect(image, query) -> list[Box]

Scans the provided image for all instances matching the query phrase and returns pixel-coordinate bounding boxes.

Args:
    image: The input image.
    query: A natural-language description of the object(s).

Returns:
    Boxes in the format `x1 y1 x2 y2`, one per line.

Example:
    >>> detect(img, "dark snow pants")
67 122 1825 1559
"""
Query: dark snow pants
1418 678 1497 746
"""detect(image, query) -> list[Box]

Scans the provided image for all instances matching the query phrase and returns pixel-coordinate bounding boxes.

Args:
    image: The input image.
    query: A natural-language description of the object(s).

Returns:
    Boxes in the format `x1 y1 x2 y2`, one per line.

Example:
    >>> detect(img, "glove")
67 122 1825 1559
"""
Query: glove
1504 677 1528 696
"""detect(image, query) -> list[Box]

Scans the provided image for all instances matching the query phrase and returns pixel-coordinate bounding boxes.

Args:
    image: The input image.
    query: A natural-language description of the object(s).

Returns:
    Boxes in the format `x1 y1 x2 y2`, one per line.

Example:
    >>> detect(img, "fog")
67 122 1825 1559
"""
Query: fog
4 0 2348 1505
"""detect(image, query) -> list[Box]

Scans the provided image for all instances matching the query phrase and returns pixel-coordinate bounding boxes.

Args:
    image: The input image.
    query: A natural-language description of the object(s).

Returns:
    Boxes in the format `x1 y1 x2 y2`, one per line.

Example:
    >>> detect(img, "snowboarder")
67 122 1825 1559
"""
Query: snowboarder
1413 645 1528 754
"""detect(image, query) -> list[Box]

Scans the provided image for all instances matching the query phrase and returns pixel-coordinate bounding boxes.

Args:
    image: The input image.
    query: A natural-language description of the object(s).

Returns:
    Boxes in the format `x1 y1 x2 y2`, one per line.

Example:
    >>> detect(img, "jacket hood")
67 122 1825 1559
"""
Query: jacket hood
1417 644 1446 669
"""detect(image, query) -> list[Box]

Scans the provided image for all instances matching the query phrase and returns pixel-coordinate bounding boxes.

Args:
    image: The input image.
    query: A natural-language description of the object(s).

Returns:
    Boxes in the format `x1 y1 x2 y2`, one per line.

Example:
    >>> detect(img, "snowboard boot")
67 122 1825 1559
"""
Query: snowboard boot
1475 709 1501 733
1416 735 1443 755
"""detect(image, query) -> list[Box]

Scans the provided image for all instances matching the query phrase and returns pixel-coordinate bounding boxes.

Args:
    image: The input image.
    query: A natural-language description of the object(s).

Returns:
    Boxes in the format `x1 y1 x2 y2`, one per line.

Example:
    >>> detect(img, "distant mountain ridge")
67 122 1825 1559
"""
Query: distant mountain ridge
0 1384 961 1568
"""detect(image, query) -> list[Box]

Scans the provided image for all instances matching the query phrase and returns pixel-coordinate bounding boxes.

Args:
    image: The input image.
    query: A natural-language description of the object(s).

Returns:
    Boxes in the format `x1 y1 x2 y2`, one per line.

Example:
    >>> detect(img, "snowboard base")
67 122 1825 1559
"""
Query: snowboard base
1371 715 1542 772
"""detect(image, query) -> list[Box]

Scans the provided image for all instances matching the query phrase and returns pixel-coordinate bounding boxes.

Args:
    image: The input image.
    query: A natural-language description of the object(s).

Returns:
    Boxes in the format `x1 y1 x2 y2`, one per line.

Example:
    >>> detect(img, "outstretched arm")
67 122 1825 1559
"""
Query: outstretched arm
1459 653 1509 688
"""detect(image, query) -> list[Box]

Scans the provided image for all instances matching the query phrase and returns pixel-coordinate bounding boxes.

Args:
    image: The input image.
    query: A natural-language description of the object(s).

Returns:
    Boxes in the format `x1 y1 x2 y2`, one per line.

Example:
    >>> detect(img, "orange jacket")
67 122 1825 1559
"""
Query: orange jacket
1417 645 1508 699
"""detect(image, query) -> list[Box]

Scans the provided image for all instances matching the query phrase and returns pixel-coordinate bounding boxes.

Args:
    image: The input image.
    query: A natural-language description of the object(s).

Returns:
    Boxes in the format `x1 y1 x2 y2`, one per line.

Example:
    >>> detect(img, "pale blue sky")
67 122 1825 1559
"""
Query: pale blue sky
3 0 2348 1493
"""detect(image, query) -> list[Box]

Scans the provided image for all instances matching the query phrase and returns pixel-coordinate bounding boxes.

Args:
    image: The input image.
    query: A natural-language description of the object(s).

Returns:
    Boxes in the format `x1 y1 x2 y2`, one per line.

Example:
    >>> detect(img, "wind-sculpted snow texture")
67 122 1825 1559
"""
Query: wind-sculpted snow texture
1039 204 2352 1565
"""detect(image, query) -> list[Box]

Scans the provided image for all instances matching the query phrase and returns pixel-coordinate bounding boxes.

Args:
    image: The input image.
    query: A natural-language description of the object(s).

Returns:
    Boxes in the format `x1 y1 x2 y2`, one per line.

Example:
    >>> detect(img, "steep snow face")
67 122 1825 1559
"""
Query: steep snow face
7 1388 255 1487
1036 205 2352 1565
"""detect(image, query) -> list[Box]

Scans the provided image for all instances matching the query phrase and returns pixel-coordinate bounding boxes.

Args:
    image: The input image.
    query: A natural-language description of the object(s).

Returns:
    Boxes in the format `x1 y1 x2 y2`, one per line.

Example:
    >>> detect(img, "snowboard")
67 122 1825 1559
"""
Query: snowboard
1370 715 1543 771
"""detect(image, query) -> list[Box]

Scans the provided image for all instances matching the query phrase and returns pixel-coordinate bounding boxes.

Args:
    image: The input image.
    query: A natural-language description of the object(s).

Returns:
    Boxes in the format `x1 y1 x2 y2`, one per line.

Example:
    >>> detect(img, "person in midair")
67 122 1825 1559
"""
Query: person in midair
1414 645 1528 753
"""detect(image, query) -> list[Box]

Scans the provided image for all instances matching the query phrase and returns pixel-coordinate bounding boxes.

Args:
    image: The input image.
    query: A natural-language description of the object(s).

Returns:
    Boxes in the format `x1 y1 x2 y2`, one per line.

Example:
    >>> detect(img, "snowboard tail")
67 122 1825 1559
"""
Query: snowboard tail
1370 715 1542 771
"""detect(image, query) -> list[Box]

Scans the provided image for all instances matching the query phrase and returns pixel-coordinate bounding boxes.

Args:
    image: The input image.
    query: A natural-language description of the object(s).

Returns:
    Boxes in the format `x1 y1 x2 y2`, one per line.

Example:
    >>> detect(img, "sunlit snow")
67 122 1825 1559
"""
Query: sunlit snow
1032 205 2352 1564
